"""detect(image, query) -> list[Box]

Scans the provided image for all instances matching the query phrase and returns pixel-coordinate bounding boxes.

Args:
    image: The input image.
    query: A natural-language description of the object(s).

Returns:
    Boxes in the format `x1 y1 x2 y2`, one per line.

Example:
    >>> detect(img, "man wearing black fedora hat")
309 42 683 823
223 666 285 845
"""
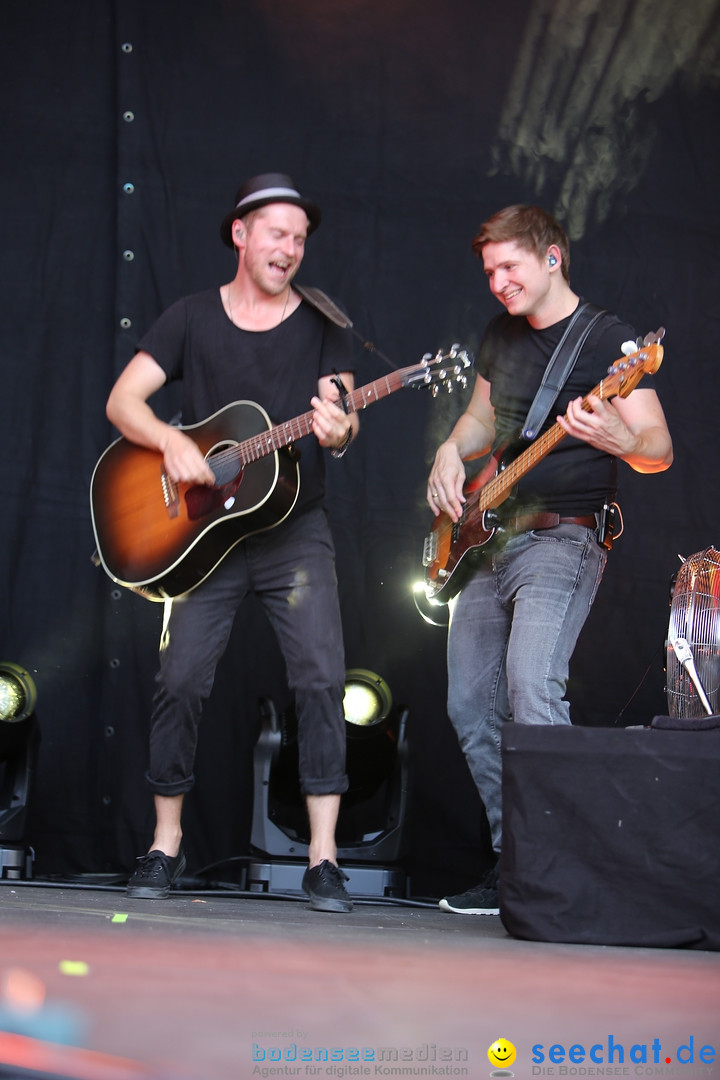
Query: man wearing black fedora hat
106 173 359 912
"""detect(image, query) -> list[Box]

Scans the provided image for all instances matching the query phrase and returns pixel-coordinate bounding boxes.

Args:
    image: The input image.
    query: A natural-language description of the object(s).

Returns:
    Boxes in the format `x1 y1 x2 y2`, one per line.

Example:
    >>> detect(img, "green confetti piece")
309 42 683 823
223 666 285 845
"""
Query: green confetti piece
58 960 89 976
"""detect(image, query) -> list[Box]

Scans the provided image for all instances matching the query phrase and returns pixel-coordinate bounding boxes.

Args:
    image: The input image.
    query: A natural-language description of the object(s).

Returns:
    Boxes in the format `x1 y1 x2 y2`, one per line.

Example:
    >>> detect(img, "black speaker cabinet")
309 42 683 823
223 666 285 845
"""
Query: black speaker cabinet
499 724 720 949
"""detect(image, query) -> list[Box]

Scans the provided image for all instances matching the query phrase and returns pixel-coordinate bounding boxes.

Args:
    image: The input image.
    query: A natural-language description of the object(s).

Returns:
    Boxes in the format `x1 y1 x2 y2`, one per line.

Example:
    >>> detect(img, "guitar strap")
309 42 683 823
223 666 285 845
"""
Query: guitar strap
296 284 403 375
294 284 354 329
521 300 608 441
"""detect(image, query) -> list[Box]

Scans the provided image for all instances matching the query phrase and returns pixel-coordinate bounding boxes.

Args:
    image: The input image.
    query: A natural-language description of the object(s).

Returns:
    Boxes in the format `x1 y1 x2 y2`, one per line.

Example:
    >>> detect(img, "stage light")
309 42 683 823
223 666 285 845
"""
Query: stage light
0 662 39 879
343 669 391 728
0 663 37 724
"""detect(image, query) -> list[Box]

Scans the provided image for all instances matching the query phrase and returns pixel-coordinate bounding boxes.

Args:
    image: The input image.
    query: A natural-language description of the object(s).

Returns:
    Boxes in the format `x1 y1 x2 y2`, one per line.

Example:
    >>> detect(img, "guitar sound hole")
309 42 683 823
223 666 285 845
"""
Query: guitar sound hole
208 442 242 487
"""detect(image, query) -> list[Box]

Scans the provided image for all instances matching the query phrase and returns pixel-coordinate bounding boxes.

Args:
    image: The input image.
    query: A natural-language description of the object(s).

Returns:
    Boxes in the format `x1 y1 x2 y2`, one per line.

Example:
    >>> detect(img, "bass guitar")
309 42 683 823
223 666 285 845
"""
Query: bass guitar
91 345 471 600
422 331 665 604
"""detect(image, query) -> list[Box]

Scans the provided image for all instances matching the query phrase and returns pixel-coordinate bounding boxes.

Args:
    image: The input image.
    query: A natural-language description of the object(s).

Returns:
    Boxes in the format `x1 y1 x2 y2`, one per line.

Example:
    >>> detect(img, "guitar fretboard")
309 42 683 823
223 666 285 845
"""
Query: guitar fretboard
209 363 427 474
477 347 659 512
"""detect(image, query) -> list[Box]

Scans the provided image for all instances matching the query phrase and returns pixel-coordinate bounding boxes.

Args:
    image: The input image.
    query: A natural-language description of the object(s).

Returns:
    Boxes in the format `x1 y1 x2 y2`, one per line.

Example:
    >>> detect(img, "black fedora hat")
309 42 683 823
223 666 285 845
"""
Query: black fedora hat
220 172 321 248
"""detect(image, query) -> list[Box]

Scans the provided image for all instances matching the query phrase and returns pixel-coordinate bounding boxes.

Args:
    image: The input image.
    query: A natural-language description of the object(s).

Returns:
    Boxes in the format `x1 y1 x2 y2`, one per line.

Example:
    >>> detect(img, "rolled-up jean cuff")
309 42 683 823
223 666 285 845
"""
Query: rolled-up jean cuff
145 771 195 797
300 773 349 797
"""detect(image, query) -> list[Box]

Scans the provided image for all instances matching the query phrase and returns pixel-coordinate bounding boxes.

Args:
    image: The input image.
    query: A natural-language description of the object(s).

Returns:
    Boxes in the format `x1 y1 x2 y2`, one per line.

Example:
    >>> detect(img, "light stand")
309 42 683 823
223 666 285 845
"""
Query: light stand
0 662 39 879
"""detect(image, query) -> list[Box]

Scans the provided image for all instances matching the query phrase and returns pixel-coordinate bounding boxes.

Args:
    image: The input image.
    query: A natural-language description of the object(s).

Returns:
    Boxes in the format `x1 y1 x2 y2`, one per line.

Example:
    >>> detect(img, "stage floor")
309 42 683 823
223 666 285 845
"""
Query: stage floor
0 880 718 1080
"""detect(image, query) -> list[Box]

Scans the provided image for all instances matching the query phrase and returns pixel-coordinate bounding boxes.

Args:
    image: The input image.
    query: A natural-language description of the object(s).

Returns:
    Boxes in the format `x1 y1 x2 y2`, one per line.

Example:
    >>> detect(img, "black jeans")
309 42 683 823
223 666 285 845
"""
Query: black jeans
146 507 348 797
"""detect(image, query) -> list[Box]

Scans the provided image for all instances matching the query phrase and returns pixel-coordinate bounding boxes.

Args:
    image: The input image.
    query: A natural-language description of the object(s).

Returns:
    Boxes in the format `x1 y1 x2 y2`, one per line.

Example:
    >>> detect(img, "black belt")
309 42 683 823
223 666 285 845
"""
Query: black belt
499 512 597 533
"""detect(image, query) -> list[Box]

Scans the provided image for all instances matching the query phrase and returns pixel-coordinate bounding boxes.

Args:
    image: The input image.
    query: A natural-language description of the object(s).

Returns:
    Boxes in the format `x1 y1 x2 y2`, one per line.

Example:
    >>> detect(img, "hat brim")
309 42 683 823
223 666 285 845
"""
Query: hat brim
220 195 321 248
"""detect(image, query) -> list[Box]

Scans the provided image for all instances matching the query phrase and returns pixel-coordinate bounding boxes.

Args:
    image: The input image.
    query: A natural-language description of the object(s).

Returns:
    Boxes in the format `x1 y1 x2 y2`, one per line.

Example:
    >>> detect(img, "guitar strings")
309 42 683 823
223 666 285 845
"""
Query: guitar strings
204 363 424 483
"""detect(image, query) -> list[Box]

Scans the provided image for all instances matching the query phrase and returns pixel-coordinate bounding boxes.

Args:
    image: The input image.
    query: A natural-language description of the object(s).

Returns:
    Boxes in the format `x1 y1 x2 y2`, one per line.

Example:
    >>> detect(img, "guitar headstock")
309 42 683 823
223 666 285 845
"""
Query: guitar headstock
406 344 473 395
598 328 665 402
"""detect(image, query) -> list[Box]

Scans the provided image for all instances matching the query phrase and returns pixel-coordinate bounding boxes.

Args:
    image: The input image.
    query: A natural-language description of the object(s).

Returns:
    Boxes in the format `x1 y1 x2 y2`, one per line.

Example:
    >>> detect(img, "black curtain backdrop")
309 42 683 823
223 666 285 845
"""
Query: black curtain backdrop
1 0 718 895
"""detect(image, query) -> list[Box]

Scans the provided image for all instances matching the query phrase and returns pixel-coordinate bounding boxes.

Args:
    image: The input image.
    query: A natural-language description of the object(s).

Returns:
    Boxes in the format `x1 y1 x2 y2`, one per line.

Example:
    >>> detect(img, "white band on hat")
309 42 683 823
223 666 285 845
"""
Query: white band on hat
235 186 301 210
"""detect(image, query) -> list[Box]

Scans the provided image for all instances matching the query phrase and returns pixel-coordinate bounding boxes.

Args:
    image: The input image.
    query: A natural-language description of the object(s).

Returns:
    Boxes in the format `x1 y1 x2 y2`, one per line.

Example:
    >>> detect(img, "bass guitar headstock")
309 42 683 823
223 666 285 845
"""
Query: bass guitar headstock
600 328 665 402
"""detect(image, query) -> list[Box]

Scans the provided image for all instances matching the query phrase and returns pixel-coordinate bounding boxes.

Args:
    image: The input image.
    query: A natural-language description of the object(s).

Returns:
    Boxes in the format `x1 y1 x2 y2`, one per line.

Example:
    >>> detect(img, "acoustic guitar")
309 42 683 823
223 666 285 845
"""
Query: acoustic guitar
91 346 471 600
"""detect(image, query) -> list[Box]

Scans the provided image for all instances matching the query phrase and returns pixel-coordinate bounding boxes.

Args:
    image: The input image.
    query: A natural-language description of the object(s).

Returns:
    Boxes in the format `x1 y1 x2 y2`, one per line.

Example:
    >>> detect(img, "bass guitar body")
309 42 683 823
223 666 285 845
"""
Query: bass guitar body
422 457 504 604
90 401 299 600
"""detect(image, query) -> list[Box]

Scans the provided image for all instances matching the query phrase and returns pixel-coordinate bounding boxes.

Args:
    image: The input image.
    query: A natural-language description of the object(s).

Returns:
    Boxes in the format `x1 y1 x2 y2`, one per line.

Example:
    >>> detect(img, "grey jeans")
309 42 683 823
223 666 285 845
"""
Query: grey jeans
446 523 607 852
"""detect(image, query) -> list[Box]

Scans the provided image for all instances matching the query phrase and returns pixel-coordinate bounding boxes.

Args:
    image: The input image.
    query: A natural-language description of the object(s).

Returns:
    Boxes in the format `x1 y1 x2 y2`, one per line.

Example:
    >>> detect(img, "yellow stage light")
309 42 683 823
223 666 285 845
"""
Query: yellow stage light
0 663 37 724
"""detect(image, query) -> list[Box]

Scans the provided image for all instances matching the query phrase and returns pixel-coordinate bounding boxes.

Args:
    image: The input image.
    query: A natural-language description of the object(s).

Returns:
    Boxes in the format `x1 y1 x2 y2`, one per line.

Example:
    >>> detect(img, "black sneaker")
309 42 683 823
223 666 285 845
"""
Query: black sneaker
301 860 353 912
126 847 186 899
438 865 499 915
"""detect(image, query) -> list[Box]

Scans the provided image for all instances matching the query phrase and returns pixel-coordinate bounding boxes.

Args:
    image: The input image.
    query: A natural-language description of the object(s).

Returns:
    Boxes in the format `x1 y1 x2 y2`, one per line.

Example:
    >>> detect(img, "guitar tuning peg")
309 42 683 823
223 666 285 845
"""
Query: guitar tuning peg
422 352 432 362
643 326 665 346
620 340 636 356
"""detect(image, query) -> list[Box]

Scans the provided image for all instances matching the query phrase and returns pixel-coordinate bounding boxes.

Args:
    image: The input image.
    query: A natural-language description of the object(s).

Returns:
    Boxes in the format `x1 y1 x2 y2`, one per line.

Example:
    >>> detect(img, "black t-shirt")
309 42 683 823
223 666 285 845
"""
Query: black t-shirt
137 288 354 511
476 305 651 516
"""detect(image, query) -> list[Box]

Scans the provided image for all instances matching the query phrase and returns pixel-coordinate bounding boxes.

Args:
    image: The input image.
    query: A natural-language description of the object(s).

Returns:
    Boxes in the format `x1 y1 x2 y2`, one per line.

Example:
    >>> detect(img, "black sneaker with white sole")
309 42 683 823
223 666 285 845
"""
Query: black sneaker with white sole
302 860 353 912
438 865 499 915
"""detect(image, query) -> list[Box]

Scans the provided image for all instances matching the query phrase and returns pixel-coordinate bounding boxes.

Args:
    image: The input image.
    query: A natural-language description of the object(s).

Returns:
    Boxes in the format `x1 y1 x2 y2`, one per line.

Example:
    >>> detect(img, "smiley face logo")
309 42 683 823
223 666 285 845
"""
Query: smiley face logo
488 1038 517 1071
